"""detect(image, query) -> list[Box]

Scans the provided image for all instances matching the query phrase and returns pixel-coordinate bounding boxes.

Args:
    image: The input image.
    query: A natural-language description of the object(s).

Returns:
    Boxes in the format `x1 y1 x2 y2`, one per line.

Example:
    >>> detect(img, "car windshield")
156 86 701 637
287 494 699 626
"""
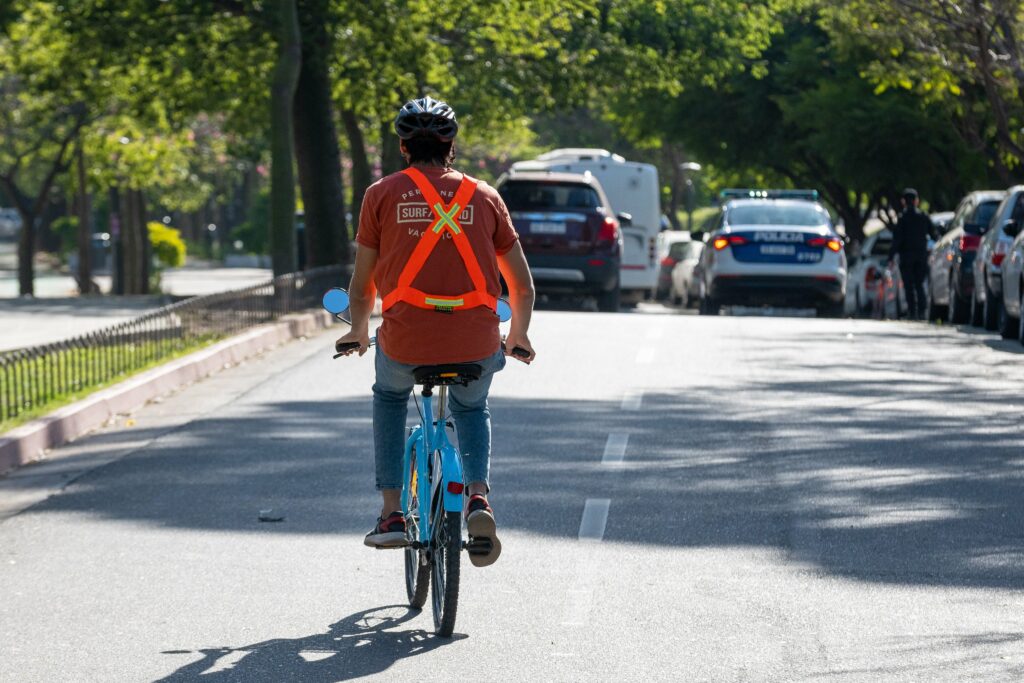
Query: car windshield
668 241 695 259
870 237 892 256
499 181 600 210
728 203 828 227
973 200 1000 228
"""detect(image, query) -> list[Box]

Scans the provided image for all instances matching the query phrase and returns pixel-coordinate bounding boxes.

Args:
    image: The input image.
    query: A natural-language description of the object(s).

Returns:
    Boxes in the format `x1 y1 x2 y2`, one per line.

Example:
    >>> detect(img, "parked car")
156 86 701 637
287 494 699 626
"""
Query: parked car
695 189 847 316
846 221 897 317
654 231 692 300
997 201 1024 340
925 191 1004 323
930 211 955 233
495 170 623 311
510 149 661 304
972 186 1024 330
0 208 21 240
669 240 705 307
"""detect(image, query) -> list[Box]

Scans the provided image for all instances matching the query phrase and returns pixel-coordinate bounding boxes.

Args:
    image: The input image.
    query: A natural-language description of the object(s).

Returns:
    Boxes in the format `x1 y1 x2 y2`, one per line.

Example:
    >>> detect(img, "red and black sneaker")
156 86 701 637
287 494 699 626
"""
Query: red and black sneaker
364 511 408 548
465 494 501 567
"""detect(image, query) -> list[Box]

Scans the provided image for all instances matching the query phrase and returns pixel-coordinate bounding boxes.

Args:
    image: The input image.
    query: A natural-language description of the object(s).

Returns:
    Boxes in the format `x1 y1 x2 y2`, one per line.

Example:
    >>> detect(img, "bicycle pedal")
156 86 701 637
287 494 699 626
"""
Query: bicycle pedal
464 538 493 555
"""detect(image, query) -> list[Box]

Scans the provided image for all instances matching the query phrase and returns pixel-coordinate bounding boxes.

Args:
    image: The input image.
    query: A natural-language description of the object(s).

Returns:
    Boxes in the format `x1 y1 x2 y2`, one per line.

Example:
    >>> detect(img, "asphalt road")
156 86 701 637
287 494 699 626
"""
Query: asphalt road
2 307 1024 681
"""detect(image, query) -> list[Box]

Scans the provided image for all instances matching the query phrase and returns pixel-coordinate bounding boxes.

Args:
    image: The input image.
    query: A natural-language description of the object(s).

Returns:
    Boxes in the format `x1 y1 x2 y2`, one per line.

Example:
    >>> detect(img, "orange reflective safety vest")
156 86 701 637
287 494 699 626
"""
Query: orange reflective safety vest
381 167 498 314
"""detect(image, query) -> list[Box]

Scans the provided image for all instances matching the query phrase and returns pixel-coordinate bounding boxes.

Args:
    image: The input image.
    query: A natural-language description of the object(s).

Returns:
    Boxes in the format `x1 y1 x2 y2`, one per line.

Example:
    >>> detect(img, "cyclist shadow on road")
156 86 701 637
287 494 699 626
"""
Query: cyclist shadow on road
156 605 458 682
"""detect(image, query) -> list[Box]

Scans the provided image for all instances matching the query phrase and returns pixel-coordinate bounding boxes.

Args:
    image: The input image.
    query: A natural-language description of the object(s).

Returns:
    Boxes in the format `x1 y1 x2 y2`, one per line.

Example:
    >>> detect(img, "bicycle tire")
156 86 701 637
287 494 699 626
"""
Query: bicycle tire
431 507 461 637
405 446 429 608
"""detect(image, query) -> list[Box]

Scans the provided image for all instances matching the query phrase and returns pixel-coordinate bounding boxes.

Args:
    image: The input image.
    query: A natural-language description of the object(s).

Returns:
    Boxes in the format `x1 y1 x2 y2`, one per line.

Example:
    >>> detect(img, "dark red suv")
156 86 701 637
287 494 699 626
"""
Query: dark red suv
495 171 622 311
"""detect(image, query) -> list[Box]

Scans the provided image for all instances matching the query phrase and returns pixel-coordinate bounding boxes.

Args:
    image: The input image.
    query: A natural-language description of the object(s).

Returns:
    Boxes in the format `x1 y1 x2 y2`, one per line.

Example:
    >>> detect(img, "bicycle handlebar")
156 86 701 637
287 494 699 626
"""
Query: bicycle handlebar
333 337 529 360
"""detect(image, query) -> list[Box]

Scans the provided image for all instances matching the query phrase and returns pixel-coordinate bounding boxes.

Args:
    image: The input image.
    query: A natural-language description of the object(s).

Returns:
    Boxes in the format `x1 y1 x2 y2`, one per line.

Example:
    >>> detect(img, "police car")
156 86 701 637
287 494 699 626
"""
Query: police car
695 190 847 316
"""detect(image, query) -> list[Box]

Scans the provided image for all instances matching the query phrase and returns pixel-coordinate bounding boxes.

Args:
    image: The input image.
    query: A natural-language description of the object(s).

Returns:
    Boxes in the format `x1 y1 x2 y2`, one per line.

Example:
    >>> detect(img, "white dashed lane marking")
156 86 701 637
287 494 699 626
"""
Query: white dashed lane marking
602 432 629 465
621 390 643 411
578 498 611 541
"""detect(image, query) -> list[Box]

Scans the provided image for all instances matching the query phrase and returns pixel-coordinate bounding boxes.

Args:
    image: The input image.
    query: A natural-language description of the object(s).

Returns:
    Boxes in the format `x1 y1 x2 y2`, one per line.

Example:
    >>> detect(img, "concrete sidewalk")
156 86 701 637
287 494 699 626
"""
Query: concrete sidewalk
0 249 274 351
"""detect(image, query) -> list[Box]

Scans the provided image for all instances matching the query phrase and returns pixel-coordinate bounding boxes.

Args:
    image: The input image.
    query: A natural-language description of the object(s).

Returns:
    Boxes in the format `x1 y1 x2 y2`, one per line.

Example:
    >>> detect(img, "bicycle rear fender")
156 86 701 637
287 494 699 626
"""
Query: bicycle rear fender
440 444 464 513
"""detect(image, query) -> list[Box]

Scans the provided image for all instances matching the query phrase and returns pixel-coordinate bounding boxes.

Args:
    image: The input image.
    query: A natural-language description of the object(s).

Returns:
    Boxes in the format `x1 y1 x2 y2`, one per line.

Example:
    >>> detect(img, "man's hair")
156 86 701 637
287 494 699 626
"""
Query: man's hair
403 136 455 167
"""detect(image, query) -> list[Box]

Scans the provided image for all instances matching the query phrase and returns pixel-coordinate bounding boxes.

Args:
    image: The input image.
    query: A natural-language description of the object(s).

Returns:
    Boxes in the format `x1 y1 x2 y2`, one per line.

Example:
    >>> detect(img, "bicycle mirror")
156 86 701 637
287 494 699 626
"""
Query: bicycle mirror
496 298 512 323
322 288 350 315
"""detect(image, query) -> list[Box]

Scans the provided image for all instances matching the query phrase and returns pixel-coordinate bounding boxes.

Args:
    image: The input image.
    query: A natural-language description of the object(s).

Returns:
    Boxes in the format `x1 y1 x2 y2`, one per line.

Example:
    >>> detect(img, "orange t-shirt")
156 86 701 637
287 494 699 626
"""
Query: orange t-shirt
356 165 519 365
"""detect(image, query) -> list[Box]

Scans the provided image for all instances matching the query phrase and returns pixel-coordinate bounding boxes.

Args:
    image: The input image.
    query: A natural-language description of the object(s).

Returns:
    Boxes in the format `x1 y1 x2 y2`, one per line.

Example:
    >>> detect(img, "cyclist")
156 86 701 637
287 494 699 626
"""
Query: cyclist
335 96 536 567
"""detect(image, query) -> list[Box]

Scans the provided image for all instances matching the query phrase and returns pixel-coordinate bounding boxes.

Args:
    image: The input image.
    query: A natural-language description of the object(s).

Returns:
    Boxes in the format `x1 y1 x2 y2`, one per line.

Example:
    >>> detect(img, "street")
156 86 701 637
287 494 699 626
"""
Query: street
1 308 1023 681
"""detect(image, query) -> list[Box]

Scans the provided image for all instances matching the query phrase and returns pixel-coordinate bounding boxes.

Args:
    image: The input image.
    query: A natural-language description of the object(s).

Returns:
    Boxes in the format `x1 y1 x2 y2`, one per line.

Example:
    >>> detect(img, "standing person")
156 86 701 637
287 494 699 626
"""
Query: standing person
334 96 536 567
888 188 932 320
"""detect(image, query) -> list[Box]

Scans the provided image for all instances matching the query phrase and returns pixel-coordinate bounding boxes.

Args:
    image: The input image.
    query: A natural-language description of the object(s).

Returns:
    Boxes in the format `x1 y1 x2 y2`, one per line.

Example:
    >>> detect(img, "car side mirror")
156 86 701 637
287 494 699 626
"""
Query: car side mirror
617 212 633 227
1002 219 1021 237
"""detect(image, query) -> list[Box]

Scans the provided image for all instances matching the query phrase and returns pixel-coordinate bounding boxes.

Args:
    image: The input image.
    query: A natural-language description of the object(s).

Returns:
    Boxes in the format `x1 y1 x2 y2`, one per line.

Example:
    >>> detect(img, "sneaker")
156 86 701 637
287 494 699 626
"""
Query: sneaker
465 494 501 567
364 511 409 548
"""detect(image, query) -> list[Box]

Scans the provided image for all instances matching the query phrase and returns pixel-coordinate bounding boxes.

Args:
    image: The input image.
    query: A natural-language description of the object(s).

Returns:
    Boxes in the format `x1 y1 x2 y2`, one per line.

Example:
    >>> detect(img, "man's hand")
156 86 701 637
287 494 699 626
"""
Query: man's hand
503 331 535 364
335 328 371 356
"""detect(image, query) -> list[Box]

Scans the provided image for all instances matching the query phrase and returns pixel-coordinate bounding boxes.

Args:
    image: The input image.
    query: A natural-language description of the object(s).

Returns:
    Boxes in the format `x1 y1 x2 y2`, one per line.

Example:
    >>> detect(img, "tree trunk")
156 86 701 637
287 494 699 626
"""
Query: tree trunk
293 0 347 268
75 143 96 295
341 108 373 232
380 119 403 177
269 0 302 276
16 207 35 297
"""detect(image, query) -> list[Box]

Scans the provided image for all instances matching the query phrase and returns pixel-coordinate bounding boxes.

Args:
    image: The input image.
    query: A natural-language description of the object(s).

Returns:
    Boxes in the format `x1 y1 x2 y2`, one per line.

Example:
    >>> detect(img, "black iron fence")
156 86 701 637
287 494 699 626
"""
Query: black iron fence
0 265 346 426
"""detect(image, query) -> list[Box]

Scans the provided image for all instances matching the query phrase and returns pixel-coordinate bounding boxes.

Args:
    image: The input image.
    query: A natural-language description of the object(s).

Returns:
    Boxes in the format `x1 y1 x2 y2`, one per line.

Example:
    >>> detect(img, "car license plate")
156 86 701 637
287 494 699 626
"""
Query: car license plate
530 221 566 234
760 244 795 256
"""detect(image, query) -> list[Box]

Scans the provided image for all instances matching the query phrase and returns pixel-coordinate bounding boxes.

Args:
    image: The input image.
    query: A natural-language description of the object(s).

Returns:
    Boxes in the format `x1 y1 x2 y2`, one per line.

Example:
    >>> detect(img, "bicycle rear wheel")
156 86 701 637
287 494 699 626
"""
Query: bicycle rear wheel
404 450 429 608
431 506 462 637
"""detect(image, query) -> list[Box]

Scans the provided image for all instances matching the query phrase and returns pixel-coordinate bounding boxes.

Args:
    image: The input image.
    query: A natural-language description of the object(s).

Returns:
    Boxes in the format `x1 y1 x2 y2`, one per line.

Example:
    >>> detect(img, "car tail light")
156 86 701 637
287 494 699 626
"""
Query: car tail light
993 240 1009 266
959 234 980 251
588 258 606 267
598 217 619 242
713 235 747 250
660 256 677 268
865 265 878 289
807 236 842 252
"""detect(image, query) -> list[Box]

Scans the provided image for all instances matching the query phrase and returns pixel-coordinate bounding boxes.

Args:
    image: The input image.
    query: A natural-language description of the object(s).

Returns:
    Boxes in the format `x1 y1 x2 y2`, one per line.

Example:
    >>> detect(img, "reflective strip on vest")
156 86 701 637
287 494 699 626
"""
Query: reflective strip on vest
381 168 497 314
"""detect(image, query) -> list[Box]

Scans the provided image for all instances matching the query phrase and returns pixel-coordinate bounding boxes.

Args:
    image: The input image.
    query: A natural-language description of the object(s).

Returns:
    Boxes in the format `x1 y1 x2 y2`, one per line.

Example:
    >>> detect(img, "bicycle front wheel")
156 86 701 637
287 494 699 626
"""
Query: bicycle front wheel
431 510 462 637
405 451 429 608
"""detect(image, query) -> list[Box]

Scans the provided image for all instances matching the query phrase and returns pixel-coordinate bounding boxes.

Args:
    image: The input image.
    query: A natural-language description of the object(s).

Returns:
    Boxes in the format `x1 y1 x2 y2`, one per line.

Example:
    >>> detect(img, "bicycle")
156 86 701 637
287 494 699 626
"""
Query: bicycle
322 287 525 637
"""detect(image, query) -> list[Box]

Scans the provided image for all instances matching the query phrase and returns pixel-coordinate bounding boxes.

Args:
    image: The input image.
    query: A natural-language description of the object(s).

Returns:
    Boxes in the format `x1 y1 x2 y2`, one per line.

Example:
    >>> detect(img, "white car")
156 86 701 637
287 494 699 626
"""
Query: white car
654 230 692 300
695 190 847 316
669 240 704 307
846 223 907 318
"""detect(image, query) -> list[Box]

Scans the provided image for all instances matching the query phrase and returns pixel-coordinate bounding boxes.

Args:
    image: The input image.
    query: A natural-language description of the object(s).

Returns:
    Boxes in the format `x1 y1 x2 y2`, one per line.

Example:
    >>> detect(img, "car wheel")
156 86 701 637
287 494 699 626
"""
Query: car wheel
699 295 720 316
1019 288 1024 345
818 301 844 319
596 281 621 313
970 289 984 326
948 277 968 325
998 296 1018 339
983 283 1000 331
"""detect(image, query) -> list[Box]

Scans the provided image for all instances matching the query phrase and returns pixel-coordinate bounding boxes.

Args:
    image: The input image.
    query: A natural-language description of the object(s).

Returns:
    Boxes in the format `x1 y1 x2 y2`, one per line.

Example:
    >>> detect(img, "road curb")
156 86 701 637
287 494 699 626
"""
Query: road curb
0 309 336 476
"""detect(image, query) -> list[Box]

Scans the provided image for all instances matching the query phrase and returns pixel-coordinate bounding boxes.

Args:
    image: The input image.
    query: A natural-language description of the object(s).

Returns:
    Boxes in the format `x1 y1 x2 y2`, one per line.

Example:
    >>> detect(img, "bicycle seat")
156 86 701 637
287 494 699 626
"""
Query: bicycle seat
413 363 483 386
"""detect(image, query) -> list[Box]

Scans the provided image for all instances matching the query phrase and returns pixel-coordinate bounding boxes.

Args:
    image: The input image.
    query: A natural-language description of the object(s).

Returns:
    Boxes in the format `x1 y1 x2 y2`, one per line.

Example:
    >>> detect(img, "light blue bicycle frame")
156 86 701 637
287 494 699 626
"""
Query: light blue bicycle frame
400 385 465 545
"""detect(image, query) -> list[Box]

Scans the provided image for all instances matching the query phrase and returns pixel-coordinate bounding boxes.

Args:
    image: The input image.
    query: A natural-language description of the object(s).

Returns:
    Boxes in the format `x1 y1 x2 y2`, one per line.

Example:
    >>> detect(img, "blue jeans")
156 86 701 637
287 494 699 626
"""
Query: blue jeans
372 347 506 491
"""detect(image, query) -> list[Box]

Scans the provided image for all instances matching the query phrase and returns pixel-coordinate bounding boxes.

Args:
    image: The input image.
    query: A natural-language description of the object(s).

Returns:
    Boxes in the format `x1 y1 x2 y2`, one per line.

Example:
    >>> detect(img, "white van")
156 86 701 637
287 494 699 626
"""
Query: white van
510 149 662 302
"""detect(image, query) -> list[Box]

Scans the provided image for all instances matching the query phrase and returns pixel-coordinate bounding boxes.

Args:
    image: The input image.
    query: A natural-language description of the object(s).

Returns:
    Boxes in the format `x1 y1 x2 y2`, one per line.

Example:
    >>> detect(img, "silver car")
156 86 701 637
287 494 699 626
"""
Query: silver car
997 200 1024 341
972 186 1024 330
668 240 705 307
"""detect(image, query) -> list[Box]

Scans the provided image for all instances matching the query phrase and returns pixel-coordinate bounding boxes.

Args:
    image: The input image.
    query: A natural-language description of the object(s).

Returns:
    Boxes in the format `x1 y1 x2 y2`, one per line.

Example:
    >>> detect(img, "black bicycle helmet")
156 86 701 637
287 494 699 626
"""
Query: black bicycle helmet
394 96 459 142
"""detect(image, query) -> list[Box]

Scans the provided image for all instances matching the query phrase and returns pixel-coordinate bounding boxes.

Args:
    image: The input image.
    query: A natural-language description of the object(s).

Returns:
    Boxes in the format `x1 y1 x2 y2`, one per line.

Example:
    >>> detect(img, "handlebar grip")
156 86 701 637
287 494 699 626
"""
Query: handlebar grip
335 341 362 353
511 346 530 359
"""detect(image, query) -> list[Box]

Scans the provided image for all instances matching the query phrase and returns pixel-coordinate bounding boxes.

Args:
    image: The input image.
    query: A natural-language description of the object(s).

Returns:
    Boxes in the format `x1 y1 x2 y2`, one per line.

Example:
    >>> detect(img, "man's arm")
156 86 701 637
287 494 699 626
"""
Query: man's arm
496 241 536 363
335 244 379 355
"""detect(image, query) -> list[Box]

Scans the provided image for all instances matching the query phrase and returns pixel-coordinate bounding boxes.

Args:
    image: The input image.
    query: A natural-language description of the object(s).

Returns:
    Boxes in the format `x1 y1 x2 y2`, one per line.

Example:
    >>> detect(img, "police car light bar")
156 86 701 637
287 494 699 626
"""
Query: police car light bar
720 189 819 201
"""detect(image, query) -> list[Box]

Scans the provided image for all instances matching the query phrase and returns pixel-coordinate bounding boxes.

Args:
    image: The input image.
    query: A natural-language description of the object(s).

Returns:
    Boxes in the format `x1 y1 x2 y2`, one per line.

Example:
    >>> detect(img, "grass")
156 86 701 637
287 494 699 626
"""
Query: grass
0 335 223 434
